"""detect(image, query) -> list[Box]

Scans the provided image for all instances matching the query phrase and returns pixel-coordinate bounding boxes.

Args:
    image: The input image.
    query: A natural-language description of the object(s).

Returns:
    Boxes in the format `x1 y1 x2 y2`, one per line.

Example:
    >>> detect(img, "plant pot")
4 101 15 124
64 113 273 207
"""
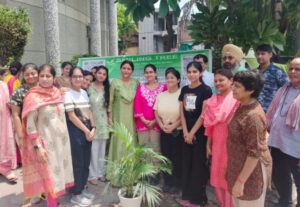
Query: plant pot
118 188 142 207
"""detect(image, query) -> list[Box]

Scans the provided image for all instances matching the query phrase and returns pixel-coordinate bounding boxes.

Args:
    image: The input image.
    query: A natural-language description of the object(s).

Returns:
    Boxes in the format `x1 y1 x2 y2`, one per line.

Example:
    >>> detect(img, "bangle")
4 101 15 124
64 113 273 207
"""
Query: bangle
237 176 245 184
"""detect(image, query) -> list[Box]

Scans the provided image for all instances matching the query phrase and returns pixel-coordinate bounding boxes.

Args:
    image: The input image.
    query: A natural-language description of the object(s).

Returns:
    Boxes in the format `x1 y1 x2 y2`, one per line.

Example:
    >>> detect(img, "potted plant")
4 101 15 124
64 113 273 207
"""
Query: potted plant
106 122 172 207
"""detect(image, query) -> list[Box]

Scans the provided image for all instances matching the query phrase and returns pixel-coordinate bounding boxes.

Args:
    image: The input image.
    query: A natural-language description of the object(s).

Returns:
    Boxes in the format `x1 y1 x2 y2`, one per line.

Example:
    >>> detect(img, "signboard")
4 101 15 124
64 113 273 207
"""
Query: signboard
78 50 212 85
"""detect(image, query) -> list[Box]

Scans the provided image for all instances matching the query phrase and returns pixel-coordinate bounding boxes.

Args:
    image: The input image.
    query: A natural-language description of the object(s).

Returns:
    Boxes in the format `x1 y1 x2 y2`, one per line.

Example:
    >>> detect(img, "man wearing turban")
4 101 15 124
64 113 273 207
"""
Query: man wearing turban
222 44 247 74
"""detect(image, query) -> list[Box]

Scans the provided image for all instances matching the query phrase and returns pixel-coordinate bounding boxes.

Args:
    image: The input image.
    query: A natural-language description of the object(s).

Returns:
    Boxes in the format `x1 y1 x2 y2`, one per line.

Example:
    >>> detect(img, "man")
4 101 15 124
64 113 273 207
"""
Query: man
222 44 246 74
4 61 22 95
256 44 288 112
267 57 300 207
193 54 214 89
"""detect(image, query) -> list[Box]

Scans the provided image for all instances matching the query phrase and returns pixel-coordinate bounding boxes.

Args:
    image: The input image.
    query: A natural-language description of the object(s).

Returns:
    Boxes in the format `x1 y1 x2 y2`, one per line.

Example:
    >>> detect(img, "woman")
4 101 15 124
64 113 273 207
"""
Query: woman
82 70 94 90
0 81 17 181
154 67 182 194
4 61 22 95
134 64 166 165
64 67 96 206
54 62 73 88
106 60 139 183
201 69 239 207
0 69 9 81
22 64 74 207
88 66 110 185
179 61 212 207
9 63 39 163
226 70 272 207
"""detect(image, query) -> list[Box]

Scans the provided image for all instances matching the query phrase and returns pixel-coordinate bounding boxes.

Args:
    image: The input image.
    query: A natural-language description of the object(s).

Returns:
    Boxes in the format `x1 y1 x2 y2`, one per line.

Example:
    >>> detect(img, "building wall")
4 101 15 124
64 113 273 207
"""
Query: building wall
138 15 154 55
1 0 110 66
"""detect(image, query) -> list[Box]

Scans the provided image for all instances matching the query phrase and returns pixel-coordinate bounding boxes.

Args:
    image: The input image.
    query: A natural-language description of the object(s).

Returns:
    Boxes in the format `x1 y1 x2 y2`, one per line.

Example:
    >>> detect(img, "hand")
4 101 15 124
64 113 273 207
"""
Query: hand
108 112 113 127
85 130 93 142
206 144 212 158
185 132 194 145
163 125 173 134
147 120 156 129
232 180 244 198
90 128 95 139
36 147 48 164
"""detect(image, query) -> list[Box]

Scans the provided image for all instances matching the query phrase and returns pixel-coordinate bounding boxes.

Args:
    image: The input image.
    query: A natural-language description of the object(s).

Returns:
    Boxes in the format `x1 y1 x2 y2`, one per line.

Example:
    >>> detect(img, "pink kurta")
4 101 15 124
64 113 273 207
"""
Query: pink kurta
134 83 167 132
0 81 17 176
202 92 239 190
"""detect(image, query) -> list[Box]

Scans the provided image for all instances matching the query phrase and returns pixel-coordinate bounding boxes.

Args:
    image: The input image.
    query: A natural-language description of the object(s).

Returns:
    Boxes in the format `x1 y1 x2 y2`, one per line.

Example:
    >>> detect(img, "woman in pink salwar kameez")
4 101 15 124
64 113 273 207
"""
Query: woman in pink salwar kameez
0 81 17 181
202 69 239 207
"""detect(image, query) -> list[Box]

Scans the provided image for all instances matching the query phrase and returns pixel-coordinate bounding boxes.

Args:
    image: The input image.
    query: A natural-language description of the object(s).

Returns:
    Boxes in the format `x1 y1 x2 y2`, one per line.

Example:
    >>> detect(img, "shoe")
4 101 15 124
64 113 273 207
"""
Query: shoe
70 194 92 207
82 188 95 200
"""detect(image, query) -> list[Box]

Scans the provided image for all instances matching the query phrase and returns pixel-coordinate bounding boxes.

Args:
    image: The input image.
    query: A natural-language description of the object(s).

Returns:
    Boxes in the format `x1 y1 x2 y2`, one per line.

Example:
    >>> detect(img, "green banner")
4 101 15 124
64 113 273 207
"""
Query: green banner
78 50 211 85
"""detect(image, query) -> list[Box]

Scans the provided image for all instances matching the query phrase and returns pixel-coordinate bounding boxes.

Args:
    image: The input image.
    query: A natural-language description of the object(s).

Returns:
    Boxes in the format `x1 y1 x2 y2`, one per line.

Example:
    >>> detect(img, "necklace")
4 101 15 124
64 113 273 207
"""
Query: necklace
279 86 291 117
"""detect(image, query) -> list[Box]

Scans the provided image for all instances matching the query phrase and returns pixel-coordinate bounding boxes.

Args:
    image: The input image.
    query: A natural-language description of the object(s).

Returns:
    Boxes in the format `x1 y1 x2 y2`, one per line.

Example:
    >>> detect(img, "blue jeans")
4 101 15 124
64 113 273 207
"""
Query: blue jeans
67 119 92 195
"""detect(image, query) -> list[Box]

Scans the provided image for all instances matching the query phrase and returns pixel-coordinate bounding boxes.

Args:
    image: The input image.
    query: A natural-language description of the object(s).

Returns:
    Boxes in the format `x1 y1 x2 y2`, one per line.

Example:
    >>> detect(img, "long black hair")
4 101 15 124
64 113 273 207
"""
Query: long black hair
96 66 110 107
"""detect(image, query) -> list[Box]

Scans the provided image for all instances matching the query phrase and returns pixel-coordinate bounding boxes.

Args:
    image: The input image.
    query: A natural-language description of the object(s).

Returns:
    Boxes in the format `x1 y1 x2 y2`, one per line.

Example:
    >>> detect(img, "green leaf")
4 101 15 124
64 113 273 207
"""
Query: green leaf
159 0 169 18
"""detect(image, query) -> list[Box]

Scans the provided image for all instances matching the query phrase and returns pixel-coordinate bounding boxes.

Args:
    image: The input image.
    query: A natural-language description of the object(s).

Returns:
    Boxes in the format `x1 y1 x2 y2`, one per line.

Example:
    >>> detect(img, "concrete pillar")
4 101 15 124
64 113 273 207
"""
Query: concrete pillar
108 0 118 56
90 0 102 56
42 0 61 75
295 26 300 54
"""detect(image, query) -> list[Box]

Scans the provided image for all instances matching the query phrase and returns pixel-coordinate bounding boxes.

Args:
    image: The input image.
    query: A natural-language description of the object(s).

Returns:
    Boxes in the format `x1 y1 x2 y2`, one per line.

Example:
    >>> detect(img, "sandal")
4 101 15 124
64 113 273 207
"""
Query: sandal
5 172 18 182
99 176 107 182
89 179 98 185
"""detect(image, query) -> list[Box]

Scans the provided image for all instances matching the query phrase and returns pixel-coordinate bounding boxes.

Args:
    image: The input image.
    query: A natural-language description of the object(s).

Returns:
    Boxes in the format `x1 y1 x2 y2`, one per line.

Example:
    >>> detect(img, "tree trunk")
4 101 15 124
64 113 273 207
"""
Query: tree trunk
108 0 118 56
42 0 61 74
90 0 102 56
165 12 174 52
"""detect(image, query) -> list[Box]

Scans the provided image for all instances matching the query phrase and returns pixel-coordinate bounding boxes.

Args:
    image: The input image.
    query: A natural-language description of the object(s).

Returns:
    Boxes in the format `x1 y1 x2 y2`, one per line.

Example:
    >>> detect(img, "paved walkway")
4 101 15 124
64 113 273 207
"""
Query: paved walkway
0 168 296 207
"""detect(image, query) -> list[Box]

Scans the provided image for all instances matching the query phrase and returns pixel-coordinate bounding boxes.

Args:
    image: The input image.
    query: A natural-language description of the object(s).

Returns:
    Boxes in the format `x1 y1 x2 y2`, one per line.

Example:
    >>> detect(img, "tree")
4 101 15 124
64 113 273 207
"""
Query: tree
0 6 31 67
117 3 138 53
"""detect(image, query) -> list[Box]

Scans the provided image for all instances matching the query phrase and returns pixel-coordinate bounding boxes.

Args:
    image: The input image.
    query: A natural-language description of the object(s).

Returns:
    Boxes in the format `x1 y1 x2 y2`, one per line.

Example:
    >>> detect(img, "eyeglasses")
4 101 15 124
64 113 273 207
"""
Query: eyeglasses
72 75 83 79
223 56 234 61
288 68 300 72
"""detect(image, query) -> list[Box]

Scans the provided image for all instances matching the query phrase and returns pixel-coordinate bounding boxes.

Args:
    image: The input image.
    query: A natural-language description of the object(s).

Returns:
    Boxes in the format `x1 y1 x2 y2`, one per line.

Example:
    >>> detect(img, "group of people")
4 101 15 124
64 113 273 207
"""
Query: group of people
0 42 299 207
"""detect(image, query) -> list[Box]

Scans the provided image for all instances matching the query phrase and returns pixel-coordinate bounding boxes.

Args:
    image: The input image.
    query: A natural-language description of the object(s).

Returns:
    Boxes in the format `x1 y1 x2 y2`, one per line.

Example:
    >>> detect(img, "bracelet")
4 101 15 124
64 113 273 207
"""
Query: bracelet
237 176 245 184
34 144 42 150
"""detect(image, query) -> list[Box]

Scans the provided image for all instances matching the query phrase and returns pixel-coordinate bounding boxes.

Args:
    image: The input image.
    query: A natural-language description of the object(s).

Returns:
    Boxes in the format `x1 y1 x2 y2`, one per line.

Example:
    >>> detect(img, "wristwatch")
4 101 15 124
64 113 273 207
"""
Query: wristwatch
34 144 42 150
91 126 96 129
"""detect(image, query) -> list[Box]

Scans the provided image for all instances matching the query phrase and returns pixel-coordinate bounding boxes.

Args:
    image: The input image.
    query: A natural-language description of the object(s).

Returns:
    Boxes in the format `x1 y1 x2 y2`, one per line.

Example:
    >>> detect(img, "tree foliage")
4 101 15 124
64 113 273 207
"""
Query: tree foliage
117 3 138 53
116 0 180 21
0 6 31 66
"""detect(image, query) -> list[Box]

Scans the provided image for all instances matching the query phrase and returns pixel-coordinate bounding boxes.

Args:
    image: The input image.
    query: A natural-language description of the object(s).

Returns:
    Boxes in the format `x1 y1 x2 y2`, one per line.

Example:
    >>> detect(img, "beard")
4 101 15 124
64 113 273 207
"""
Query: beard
223 62 238 70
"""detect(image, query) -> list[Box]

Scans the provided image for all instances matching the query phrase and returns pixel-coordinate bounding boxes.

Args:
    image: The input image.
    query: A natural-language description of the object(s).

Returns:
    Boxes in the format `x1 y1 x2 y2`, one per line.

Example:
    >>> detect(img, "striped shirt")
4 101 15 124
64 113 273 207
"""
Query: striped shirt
64 88 91 121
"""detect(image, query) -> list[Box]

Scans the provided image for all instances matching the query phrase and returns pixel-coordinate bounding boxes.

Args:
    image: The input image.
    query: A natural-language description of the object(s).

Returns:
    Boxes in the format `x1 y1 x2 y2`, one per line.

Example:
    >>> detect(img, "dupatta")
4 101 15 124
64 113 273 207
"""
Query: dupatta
21 86 63 198
0 81 17 172
202 91 239 127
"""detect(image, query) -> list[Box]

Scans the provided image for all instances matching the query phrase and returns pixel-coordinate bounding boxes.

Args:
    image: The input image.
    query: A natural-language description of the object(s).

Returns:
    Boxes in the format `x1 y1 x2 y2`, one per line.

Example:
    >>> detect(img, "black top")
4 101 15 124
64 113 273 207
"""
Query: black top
179 84 212 130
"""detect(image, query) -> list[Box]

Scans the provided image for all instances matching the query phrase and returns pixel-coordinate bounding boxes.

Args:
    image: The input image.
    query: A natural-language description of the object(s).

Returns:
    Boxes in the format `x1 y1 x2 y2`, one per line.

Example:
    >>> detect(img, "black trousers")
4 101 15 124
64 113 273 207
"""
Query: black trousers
271 147 300 207
181 130 209 205
67 120 92 195
160 130 183 189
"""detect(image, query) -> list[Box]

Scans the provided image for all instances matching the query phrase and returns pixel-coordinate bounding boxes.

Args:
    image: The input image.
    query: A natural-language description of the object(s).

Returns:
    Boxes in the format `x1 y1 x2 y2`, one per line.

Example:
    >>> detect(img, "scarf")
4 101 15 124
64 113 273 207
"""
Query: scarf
202 91 239 127
266 82 300 132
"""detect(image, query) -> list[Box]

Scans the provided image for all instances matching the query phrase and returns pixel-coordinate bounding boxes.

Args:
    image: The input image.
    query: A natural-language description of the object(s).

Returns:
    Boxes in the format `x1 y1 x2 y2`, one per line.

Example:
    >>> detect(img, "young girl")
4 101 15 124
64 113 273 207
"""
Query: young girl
64 67 96 206
88 66 110 184
201 69 239 207
22 64 74 207
179 61 212 207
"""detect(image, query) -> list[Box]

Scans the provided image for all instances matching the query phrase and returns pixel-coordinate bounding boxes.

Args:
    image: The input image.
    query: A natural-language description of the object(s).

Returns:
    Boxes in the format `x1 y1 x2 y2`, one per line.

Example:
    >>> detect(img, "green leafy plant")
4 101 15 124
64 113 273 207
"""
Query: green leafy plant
0 6 31 66
106 122 172 207
69 53 98 67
